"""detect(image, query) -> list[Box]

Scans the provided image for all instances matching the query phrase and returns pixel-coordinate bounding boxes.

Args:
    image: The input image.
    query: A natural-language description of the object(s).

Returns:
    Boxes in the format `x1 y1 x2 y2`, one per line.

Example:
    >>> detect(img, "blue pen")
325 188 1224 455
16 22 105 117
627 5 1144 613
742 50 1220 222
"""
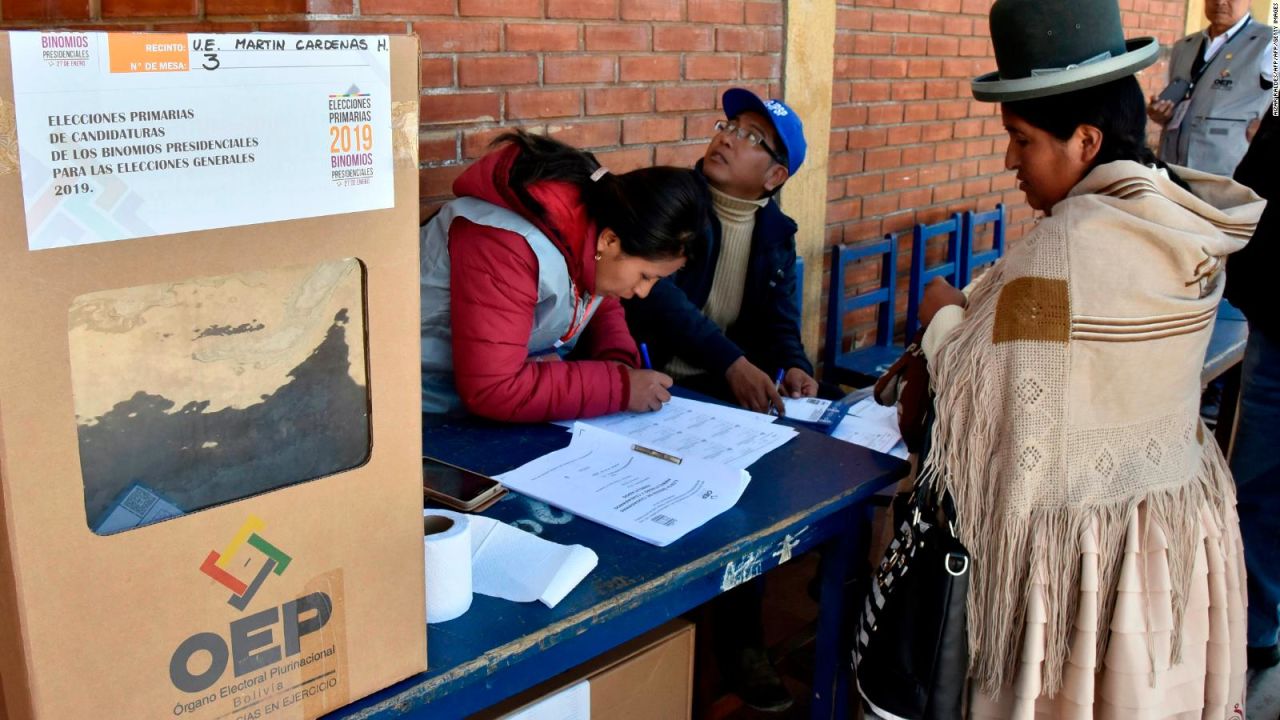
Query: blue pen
773 368 785 392
640 342 653 370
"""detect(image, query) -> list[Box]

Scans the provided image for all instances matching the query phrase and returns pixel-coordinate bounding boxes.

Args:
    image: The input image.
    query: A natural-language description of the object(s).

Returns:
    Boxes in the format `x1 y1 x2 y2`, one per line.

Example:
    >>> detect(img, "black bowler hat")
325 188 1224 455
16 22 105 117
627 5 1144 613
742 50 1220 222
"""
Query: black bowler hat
971 0 1158 102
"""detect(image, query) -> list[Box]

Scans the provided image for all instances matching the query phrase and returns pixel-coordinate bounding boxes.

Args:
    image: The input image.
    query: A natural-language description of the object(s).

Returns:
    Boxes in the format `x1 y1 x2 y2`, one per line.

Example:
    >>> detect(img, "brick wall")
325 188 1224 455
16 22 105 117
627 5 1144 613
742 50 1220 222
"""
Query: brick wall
0 0 785 218
825 0 1188 354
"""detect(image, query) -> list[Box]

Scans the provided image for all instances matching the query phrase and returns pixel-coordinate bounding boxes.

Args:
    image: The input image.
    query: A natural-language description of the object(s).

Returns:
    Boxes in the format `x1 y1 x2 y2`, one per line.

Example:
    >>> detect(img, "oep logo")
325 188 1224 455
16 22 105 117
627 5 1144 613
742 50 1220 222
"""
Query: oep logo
171 516 332 694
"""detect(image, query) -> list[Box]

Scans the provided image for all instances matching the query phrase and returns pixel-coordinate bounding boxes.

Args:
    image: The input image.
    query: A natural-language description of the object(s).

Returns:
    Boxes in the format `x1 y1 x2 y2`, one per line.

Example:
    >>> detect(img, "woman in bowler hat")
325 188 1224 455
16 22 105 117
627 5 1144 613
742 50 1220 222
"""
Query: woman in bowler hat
912 0 1263 715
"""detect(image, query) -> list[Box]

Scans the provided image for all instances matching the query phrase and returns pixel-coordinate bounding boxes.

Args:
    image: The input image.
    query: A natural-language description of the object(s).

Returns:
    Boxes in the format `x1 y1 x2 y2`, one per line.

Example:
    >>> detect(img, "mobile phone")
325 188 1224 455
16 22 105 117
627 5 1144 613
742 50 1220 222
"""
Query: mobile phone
1158 78 1190 103
422 456 505 511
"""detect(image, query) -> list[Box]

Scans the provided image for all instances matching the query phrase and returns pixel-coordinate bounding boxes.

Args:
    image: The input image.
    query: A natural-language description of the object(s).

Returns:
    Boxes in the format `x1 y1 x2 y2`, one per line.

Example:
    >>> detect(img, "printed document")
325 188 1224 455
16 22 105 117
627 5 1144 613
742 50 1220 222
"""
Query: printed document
498 423 751 546
566 396 795 470
830 396 908 459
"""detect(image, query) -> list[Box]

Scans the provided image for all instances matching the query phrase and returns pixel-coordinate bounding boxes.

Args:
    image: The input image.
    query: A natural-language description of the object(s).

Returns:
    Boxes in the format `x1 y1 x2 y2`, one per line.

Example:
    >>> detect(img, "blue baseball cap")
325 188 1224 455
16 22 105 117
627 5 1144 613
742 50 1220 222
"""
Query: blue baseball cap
721 88 806 176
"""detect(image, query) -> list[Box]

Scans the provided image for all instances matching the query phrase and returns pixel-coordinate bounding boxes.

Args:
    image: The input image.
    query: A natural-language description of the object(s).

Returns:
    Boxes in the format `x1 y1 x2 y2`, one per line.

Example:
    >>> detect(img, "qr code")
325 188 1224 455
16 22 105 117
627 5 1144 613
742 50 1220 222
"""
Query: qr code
121 486 158 516
651 514 676 527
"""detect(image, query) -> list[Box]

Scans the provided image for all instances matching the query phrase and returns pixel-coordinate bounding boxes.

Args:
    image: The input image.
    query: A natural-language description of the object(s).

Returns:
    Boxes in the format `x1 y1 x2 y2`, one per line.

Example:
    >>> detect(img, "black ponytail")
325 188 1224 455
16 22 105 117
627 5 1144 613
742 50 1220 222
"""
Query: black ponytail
1003 76 1191 192
493 130 709 260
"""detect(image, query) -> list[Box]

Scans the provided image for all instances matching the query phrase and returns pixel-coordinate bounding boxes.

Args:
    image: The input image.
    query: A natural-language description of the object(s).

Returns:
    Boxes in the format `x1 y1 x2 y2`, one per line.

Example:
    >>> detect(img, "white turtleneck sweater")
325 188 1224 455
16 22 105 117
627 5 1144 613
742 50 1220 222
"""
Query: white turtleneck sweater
666 185 769 379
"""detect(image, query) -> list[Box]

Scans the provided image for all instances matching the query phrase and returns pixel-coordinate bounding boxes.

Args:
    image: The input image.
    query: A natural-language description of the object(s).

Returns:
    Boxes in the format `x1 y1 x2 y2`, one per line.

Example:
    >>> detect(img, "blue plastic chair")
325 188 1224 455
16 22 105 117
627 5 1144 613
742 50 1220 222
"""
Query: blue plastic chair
959 203 1005 286
824 233 901 385
905 213 964 338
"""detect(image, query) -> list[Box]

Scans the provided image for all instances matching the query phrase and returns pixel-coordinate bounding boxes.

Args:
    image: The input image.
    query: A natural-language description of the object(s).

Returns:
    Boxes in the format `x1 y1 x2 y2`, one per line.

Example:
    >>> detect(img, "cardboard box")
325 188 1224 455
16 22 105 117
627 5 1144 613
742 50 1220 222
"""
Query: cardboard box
0 31 425 719
474 619 696 720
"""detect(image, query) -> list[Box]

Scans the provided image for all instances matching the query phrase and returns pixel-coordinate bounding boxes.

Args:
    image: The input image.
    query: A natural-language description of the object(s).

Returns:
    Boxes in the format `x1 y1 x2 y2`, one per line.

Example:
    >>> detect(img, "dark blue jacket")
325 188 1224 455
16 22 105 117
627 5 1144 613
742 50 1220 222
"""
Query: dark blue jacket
1229 110 1279 338
623 184 812 378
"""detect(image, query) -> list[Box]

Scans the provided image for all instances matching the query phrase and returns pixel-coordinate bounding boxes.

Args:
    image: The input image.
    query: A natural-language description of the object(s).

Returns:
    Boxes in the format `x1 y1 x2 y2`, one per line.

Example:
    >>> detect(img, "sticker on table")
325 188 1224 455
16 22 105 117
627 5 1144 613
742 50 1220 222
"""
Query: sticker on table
8 31 392 250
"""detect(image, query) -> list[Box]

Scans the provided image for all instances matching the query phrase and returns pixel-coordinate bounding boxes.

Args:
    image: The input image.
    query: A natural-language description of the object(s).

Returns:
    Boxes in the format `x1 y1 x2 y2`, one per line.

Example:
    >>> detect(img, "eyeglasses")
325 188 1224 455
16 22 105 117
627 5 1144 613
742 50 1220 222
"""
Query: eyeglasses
714 119 785 167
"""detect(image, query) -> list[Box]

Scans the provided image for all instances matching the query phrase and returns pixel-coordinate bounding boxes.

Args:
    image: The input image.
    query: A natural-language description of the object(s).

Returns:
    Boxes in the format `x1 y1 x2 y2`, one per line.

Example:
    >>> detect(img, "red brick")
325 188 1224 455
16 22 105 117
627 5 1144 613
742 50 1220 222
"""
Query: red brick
851 34 891 55
908 13 943 33
414 21 501 53
548 0 617 18
3 0 89 19
827 198 863 223
685 54 738 81
959 37 989 57
362 0 450 13
688 0 744 23
963 178 992 197
978 157 1005 175
937 101 968 120
935 141 965 161
827 179 846 202
207 0 302 12
919 164 950 186
422 92 500 124
259 20 405 32
507 23 580 51
654 26 714 51
420 57 454 88
508 89 582 119
831 82 852 105
846 174 884 196
830 150 863 176
717 26 765 53
960 0 989 15
585 24 650 51
927 37 960 56
421 165 466 198
867 105 903 125
745 1 781 24
420 132 457 164
886 125 921 145
545 55 616 83
459 0 540 16
830 104 866 128
586 87 653 115
593 147 653 172
102 0 196 16
943 17 972 35
837 7 871 30
459 56 539 87
864 148 901 171
307 0 353 11
151 21 255 30
905 104 939 123
891 81 925 101
847 128 886 149
863 193 899 216
686 112 721 139
620 55 681 81
764 28 783 53
892 36 927 56
741 55 780 79
547 119 622 148
621 0 682 20
907 59 943 79
871 59 908 79
954 119 985 138
870 11 909 32
902 145 935 165
925 79 959 99
850 82 890 103
655 142 707 167
623 117 684 144
656 85 716 112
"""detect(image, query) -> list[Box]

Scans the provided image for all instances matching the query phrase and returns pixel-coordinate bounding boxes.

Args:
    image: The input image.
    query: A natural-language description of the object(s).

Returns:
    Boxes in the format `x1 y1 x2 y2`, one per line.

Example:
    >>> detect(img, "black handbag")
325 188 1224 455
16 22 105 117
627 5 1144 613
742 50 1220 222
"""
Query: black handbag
853 409 970 719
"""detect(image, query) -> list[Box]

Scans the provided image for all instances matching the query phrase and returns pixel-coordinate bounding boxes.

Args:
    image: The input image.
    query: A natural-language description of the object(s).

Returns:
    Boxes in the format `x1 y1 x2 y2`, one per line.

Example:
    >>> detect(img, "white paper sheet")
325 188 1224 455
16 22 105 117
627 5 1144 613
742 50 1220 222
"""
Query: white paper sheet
429 509 598 608
781 396 834 423
566 396 795 470
9 32 393 250
830 397 909 459
498 424 751 547
504 680 590 720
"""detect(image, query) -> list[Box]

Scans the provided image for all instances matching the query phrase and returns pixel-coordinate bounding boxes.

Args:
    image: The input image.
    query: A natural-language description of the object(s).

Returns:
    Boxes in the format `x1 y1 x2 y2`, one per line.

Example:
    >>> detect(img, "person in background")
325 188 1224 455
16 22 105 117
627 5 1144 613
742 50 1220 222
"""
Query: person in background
1148 0 1272 176
914 0 1259 715
624 88 828 418
1226 107 1280 671
419 130 709 423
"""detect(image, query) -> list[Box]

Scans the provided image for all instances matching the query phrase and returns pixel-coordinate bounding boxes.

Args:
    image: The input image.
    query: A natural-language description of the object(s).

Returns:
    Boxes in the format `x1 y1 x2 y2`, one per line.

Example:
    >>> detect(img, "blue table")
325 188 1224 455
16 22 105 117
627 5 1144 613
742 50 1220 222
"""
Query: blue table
330 410 907 719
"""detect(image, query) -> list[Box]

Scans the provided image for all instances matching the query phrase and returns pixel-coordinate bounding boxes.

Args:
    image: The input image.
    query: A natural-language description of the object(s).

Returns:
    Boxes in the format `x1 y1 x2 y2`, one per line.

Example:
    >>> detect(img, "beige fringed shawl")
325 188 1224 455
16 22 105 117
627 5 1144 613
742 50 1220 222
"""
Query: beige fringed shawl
921 160 1264 695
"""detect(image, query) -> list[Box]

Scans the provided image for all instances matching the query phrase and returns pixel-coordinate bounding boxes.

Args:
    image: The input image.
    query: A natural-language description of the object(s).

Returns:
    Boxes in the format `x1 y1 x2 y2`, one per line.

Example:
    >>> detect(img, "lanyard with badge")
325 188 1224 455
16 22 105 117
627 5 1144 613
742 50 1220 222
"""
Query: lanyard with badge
528 282 602 362
1169 17 1249 130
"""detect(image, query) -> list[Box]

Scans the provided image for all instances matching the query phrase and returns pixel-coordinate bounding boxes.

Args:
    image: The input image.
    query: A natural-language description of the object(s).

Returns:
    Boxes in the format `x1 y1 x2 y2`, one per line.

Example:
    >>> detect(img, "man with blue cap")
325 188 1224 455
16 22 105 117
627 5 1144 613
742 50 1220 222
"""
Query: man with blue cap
624 87 816 713
624 87 822 419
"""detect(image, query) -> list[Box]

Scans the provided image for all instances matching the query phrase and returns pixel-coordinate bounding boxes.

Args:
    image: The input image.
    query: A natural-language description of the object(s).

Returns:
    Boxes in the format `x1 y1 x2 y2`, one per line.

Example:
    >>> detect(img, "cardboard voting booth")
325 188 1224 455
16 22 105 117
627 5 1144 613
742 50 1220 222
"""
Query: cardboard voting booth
0 31 425 719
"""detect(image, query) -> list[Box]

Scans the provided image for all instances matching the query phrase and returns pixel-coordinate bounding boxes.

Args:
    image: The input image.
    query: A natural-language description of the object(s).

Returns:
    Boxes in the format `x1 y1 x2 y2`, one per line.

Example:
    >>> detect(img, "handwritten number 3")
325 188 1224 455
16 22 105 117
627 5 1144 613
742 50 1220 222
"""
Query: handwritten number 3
202 53 220 71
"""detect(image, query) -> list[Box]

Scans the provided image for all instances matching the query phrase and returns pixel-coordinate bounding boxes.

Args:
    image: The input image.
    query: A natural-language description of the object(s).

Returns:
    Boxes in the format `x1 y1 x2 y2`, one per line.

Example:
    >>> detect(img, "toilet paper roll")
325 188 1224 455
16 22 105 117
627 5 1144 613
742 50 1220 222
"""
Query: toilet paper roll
423 512 473 623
